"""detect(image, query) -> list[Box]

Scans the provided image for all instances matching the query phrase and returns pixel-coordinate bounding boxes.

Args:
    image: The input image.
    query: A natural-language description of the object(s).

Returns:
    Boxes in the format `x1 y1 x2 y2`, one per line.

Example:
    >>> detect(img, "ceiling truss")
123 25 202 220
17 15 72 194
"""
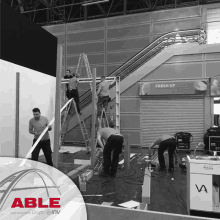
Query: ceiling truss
4 0 220 26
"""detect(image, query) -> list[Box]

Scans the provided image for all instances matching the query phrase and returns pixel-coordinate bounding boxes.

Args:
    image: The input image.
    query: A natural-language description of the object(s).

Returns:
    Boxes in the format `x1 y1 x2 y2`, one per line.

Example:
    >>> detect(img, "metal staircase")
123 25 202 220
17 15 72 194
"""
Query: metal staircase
63 28 206 145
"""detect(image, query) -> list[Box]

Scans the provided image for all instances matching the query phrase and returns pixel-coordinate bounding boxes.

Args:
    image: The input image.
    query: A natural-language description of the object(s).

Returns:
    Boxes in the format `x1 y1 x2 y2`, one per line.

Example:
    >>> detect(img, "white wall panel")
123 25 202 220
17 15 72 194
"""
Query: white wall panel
0 59 56 158
0 60 16 157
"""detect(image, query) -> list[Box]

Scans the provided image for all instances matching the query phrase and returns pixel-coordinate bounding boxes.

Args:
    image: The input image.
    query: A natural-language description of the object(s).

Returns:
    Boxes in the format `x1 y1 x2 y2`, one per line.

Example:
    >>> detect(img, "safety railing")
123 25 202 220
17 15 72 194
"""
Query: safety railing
68 28 206 117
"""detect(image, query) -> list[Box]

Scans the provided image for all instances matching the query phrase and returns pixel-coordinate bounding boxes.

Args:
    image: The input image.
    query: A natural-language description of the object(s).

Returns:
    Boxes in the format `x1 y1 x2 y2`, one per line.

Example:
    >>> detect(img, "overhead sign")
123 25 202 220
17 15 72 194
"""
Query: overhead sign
140 80 208 95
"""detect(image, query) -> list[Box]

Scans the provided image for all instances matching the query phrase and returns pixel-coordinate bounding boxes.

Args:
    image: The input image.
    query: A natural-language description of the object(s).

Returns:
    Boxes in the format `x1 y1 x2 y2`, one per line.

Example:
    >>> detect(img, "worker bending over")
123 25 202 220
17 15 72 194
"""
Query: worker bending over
97 76 116 117
148 134 177 173
97 122 124 177
29 108 53 166
68 73 81 115
63 69 73 99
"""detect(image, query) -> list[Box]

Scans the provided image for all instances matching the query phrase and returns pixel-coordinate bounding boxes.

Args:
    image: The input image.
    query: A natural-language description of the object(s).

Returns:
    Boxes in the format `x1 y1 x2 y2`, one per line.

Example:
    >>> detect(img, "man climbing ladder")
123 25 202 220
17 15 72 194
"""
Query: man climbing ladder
97 76 116 119
68 73 81 115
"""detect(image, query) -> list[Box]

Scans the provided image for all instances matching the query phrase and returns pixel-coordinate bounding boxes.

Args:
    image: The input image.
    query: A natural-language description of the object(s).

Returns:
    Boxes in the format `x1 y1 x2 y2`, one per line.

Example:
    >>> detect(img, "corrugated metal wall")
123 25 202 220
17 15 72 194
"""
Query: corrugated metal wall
141 97 204 149
42 3 220 145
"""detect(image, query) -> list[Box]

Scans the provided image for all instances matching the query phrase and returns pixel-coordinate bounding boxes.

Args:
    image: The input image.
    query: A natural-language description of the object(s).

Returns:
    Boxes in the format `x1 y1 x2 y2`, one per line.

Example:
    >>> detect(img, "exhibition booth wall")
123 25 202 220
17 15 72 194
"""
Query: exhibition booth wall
0 59 56 158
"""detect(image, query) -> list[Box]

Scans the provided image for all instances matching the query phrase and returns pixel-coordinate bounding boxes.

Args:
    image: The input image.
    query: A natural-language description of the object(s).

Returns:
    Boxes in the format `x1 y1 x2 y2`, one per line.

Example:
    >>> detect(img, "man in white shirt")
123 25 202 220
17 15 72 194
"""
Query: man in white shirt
69 73 81 114
63 69 73 99
96 76 116 118
97 122 124 177
29 108 53 166
148 134 177 173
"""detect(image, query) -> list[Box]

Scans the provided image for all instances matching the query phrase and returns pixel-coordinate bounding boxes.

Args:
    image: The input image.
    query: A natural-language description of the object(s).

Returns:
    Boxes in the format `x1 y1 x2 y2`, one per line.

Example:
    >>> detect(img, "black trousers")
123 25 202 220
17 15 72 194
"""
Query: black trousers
31 139 53 166
97 96 110 117
158 138 177 169
103 135 124 174
69 89 81 114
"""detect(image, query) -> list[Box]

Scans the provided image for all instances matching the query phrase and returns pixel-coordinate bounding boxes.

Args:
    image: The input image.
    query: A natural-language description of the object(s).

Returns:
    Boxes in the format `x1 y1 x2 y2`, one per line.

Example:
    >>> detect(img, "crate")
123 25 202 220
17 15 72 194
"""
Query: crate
176 141 190 150
209 136 220 152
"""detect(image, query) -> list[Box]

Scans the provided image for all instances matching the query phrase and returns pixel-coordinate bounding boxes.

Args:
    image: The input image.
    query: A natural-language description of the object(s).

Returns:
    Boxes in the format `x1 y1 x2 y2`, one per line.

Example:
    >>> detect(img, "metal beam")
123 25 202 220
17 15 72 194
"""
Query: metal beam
97 3 107 16
67 0 75 22
84 5 88 20
61 77 116 84
16 0 24 12
107 0 114 16
123 0 127 14
91 68 96 169
152 0 161 10
15 72 20 158
38 0 64 21
53 45 62 168
142 0 151 8
108 0 123 15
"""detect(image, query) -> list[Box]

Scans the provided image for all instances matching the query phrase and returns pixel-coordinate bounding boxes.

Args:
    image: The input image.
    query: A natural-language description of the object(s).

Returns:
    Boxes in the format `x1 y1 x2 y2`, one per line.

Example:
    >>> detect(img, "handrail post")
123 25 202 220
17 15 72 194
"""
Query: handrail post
53 45 62 168
124 134 130 173
15 72 20 158
91 68 96 169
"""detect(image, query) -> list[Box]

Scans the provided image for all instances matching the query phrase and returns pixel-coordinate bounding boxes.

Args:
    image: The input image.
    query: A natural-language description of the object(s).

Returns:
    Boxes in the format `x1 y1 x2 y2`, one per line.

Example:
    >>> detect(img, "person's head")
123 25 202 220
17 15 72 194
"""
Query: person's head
72 73 76 77
32 108 41 120
66 69 71 75
109 122 114 128
101 76 105 82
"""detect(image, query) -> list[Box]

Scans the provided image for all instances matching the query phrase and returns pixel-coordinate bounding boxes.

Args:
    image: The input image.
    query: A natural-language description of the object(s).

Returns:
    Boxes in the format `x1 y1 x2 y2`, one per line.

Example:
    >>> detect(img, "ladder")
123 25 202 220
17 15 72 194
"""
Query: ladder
75 53 97 113
72 100 91 153
60 99 73 146
60 98 91 152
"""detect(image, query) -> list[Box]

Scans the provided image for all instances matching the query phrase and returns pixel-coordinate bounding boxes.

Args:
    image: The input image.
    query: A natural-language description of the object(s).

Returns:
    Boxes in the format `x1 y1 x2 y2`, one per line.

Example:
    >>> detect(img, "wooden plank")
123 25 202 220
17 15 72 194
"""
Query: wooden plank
74 159 91 165
101 202 113 206
142 167 151 205
119 154 136 165
66 164 90 179
83 169 94 181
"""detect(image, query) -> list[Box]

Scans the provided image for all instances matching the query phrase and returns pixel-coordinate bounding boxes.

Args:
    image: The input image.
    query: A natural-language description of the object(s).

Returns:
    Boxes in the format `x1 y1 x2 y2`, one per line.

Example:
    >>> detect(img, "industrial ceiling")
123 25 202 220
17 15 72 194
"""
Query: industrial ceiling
3 0 220 26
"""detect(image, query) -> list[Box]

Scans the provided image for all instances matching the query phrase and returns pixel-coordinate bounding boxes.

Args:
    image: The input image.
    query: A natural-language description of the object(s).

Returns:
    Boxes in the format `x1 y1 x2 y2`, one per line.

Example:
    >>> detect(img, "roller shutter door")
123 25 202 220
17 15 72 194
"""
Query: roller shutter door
141 97 204 149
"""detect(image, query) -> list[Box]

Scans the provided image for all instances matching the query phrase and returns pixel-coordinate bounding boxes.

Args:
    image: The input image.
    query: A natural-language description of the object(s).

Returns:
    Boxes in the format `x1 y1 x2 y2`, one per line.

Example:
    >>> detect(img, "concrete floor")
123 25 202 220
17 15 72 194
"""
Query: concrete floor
70 150 209 216
38 149 217 217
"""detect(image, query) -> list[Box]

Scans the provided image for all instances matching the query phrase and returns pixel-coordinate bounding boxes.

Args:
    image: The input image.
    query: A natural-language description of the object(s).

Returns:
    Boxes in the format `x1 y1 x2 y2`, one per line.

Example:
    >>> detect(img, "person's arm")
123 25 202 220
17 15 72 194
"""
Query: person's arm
148 139 159 156
29 121 36 135
46 118 52 131
121 137 126 153
76 78 79 89
174 150 178 162
97 84 101 96
110 77 116 86
97 132 104 149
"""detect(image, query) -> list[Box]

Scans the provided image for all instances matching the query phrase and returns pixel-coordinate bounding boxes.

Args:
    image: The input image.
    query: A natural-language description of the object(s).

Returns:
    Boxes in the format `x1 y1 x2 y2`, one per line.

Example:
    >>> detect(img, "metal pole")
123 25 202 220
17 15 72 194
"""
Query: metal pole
116 76 120 133
53 45 63 168
124 134 130 173
15 72 20 158
91 68 96 169
64 23 67 106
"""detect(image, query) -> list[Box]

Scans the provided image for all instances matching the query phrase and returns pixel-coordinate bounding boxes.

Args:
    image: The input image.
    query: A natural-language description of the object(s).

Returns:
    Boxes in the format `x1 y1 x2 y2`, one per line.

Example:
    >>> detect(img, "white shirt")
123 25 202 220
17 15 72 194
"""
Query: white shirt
154 134 174 145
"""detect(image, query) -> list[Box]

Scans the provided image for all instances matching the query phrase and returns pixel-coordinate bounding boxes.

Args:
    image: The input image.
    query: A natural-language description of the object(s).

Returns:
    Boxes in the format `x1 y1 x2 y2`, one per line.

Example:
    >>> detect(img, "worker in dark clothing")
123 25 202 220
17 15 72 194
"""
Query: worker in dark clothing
148 134 177 173
69 73 81 115
97 123 124 177
63 69 73 99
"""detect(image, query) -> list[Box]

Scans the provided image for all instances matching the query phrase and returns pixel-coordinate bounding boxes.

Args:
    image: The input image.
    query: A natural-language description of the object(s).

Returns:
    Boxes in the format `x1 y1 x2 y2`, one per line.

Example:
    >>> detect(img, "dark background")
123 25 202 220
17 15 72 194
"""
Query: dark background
0 1 58 77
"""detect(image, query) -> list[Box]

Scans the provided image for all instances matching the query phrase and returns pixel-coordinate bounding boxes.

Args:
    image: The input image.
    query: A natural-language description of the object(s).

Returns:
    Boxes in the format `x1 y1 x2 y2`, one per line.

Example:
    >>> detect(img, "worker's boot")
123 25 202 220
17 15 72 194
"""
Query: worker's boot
108 170 116 177
99 169 110 177
158 166 166 172
168 168 174 173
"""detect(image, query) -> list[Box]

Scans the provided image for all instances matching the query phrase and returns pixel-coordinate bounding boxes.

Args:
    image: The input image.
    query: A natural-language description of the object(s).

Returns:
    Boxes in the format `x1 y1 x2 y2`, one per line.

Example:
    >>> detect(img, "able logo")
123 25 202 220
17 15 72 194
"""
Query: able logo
0 157 87 220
